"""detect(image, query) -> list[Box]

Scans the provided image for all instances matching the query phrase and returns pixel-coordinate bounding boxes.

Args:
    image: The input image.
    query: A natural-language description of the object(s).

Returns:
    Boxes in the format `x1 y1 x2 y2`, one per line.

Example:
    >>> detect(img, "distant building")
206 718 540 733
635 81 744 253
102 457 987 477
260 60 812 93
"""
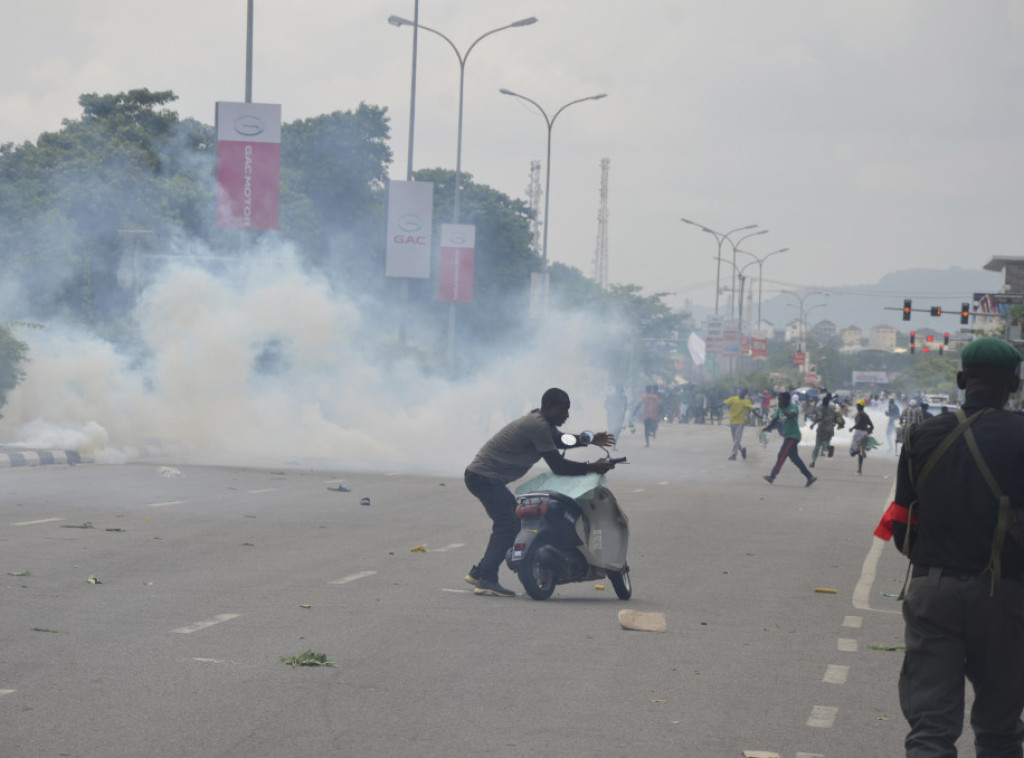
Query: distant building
810 319 837 341
840 325 863 347
784 318 804 342
869 324 898 352
983 256 1024 294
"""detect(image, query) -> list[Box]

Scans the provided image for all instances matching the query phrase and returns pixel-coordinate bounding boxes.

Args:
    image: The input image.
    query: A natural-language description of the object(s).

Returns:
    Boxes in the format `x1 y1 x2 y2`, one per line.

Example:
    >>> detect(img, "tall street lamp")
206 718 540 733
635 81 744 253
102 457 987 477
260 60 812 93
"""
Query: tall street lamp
680 219 762 316
735 246 789 327
499 88 608 280
388 15 537 223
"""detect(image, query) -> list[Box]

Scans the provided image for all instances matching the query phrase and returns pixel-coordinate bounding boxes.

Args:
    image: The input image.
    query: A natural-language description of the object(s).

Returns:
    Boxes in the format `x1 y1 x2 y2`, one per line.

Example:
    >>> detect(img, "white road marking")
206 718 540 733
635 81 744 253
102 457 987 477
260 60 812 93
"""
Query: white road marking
0 689 14 696
823 664 850 684
853 482 901 615
806 705 838 728
192 658 226 664
246 488 276 494
837 637 859 652
429 543 465 553
658 481 669 486
172 613 240 634
149 500 185 508
442 588 472 593
796 753 826 758
329 570 377 585
843 615 863 628
631 488 646 493
12 517 63 526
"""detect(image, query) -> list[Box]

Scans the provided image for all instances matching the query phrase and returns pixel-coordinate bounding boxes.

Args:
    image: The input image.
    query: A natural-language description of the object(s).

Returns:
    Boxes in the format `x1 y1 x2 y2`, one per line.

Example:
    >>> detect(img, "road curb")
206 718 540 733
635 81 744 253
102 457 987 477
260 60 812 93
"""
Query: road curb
0 449 91 468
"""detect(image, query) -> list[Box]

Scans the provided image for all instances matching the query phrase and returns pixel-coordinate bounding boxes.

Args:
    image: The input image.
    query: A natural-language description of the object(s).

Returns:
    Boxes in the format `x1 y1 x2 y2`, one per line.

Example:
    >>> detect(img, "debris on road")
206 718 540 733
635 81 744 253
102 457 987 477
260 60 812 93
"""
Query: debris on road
409 544 427 553
8 570 30 577
813 587 838 594
159 466 182 477
61 522 93 529
618 609 667 632
86 574 102 584
359 497 371 506
280 650 336 668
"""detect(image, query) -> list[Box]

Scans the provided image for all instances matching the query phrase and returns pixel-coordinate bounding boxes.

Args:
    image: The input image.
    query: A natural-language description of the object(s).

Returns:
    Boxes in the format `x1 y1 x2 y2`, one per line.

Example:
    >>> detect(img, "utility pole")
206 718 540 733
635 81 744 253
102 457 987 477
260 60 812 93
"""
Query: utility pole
592 158 610 290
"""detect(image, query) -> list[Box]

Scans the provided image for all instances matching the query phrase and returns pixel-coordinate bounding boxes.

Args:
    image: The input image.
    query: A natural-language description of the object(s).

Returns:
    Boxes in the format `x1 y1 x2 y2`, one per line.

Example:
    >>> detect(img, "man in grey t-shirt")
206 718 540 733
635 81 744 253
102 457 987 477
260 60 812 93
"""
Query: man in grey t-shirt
464 387 615 597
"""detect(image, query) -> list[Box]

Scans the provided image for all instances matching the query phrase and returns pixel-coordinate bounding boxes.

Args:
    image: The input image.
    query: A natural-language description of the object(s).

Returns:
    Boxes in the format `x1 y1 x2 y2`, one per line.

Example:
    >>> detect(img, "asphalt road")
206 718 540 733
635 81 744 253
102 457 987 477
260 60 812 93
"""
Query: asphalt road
0 421 963 757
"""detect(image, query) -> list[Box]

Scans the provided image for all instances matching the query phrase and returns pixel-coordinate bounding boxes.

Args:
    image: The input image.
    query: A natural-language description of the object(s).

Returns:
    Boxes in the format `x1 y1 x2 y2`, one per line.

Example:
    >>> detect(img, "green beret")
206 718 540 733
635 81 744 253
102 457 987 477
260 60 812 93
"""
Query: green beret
961 336 1022 368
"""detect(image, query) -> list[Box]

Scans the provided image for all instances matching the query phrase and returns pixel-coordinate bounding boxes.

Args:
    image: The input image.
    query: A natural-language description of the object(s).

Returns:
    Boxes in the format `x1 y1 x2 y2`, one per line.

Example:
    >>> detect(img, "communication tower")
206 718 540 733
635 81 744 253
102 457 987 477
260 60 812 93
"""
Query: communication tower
592 158 610 290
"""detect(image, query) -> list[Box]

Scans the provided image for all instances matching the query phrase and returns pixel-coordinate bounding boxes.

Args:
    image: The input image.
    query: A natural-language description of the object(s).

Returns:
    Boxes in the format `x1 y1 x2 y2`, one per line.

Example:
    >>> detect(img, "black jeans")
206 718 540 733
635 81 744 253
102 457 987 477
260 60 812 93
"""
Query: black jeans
464 470 519 582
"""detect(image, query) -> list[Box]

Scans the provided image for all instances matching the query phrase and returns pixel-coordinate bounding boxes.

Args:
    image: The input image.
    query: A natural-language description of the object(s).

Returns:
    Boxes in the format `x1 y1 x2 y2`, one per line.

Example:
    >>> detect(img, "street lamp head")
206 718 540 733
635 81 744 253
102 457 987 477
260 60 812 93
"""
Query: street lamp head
499 88 518 97
388 15 413 27
590 93 608 101
510 17 538 27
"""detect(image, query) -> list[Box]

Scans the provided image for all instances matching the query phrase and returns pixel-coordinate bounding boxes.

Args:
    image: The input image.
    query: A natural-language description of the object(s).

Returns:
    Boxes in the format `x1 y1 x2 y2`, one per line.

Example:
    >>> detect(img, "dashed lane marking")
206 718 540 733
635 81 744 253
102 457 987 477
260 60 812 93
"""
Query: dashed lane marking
246 488 276 494
0 689 14 696
329 570 377 585
837 637 858 652
172 613 240 634
428 543 465 553
806 705 838 728
796 753 826 758
12 517 63 526
149 500 185 508
843 614 863 628
823 664 850 684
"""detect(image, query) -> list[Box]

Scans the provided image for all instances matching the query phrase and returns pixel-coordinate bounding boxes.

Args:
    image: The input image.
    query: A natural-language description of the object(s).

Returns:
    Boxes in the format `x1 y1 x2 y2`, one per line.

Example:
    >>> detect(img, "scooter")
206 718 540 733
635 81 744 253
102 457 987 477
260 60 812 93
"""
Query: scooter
506 432 631 600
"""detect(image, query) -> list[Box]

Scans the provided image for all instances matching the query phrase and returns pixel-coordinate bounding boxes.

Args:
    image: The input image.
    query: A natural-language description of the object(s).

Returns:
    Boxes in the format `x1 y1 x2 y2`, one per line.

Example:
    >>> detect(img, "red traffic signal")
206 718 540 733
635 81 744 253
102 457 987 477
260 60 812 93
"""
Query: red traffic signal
910 331 916 353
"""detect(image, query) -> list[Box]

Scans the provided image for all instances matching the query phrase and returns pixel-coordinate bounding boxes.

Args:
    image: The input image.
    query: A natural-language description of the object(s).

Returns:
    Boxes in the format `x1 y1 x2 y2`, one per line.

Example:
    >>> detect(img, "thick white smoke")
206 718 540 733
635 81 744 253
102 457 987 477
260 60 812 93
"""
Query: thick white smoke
0 240 623 475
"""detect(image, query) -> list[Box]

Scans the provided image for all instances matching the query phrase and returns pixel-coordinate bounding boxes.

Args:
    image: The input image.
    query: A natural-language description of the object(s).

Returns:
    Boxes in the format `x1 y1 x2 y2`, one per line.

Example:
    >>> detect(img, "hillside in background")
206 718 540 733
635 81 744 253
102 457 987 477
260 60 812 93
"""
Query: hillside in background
750 266 1001 334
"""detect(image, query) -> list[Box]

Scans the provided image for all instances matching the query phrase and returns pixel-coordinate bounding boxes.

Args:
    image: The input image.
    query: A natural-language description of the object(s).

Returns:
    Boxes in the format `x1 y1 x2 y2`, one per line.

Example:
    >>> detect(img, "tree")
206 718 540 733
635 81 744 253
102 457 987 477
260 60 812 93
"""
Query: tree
0 325 29 419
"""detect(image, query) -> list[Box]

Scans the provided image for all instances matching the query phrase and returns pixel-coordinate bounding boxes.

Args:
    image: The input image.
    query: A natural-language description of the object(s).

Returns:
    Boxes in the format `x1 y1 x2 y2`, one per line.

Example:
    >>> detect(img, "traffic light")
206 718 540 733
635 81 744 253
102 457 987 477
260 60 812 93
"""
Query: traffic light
910 331 916 354
903 299 912 321
940 332 949 355
930 306 942 317
960 303 970 325
925 334 933 353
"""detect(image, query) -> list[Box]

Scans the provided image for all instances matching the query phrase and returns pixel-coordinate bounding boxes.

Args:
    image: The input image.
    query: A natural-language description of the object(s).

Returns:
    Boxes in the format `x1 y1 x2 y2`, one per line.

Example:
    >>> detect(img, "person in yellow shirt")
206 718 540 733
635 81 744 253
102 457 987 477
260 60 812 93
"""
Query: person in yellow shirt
723 388 756 460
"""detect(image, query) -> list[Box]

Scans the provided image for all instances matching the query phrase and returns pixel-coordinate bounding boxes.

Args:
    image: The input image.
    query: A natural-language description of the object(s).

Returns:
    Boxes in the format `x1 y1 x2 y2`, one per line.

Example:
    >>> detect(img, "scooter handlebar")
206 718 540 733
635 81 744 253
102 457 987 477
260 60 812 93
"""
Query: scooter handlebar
609 456 628 465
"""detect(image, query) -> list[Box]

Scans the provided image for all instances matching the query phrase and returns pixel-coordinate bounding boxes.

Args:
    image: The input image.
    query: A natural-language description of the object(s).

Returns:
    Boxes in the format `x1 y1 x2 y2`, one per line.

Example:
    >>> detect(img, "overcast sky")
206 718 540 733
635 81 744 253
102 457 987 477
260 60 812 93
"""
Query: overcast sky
4 1 1023 312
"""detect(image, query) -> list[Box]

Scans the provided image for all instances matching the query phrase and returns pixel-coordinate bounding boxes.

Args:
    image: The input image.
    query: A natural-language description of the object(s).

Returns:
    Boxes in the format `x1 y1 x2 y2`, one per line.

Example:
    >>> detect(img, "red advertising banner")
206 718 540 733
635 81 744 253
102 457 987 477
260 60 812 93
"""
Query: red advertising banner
793 351 806 366
750 336 767 359
215 102 281 230
438 224 475 303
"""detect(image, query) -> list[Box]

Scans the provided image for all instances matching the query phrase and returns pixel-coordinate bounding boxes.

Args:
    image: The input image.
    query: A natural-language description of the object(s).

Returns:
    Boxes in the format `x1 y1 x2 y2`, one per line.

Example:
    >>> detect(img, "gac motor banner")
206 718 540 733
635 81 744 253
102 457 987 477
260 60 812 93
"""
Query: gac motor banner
438 224 475 303
385 180 434 278
215 102 281 230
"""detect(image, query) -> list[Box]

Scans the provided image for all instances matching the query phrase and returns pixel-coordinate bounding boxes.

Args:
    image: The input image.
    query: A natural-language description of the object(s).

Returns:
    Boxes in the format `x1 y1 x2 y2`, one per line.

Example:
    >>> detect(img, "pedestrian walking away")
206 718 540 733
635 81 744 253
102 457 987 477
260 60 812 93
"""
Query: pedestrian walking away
723 388 755 460
634 385 661 447
761 391 817 487
873 336 1024 757
850 400 875 475
464 388 615 598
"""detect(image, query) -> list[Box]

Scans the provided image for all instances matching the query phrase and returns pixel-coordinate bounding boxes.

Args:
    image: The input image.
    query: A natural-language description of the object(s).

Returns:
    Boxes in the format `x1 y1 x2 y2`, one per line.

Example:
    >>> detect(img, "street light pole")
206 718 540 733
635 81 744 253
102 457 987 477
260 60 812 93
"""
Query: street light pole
388 15 537 223
679 219 759 316
735 246 789 326
727 229 768 319
500 88 608 282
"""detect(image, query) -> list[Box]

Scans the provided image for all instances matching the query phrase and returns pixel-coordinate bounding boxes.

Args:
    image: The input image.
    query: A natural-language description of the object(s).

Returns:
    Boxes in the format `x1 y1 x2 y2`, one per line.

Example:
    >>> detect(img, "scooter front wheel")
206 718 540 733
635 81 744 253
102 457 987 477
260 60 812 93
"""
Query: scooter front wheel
607 565 632 600
519 538 557 600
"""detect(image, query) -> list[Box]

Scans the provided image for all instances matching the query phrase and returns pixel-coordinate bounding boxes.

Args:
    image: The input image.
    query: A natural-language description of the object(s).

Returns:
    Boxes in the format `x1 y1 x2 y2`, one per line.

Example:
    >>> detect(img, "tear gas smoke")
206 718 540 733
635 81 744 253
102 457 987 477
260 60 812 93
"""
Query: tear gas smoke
0 242 626 475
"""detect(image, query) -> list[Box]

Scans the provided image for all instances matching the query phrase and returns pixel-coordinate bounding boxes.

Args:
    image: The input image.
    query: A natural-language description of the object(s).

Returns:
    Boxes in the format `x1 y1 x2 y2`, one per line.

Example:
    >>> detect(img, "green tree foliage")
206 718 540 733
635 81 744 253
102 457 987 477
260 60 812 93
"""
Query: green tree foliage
0 325 29 418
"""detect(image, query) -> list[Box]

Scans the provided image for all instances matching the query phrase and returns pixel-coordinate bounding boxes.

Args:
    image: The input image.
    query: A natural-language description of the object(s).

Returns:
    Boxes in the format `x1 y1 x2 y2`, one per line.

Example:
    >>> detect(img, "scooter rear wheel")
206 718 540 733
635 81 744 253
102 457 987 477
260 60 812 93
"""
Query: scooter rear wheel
519 538 557 600
607 565 632 600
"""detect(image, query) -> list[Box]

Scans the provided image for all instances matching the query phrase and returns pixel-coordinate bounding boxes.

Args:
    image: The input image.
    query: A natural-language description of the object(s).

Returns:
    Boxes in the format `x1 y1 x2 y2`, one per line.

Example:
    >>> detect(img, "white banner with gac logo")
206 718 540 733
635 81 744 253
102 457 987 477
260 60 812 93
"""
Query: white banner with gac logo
385 180 434 278
215 102 281 230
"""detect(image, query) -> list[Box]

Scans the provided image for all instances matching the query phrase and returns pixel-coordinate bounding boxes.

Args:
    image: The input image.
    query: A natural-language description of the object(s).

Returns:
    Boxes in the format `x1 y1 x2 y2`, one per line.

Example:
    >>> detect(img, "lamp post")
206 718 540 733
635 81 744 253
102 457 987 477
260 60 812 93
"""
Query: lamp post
680 219 762 316
781 290 827 381
388 14 537 223
735 246 789 327
499 88 608 282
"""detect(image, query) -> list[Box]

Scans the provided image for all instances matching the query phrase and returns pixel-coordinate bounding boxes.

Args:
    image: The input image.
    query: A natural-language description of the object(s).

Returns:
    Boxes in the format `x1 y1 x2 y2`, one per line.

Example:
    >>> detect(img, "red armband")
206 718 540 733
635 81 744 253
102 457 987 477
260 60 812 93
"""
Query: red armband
873 501 916 541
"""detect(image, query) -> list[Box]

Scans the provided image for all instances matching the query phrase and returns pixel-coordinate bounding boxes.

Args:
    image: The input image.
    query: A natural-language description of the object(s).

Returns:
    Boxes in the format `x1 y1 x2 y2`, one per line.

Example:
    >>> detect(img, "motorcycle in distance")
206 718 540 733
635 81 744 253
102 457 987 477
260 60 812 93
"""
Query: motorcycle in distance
505 432 631 601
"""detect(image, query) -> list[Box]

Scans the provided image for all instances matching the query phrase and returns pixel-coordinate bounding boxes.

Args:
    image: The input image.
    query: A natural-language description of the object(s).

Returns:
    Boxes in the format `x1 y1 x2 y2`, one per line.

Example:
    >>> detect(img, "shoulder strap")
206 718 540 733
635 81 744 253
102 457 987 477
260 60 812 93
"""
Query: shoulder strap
961 418 1011 593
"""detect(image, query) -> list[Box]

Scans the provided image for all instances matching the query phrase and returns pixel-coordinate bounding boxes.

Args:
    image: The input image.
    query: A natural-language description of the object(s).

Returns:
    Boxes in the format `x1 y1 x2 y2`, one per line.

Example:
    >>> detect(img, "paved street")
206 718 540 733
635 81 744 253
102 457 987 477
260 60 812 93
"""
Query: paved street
0 420 953 757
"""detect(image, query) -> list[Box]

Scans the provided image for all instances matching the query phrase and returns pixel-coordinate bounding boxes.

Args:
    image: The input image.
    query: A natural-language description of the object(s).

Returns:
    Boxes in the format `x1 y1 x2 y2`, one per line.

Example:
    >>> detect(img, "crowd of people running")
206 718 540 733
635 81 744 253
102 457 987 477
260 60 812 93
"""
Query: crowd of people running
605 382 960 474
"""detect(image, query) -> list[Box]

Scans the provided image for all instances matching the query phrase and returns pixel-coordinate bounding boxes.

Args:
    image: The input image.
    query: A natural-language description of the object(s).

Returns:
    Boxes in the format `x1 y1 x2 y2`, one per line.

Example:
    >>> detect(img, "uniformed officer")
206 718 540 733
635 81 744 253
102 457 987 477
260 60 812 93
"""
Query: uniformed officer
878 336 1024 757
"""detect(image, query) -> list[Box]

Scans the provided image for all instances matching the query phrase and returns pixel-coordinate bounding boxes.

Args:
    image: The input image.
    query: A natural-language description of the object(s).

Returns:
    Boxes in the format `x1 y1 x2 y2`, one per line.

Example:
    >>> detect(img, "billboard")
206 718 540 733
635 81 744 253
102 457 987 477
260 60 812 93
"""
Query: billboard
438 224 475 303
385 180 434 278
215 102 281 230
